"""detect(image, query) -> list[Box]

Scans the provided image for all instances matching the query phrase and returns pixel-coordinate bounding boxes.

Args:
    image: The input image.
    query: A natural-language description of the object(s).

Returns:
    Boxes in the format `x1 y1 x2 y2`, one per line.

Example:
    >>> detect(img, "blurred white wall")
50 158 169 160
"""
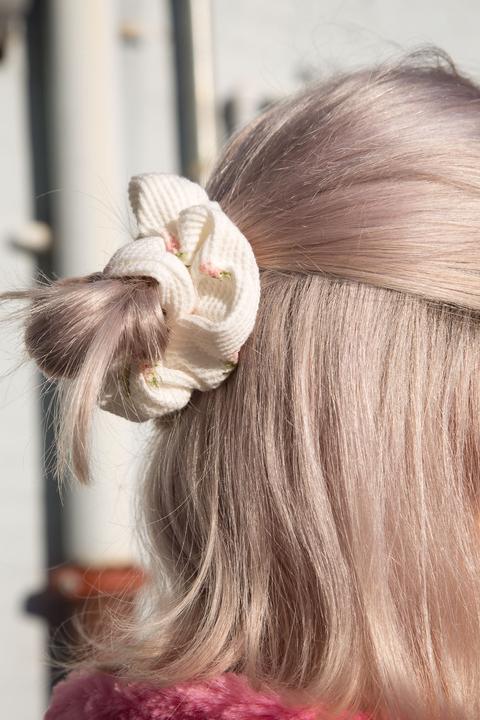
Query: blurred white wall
0 16 45 720
1 1 480 718
212 0 480 130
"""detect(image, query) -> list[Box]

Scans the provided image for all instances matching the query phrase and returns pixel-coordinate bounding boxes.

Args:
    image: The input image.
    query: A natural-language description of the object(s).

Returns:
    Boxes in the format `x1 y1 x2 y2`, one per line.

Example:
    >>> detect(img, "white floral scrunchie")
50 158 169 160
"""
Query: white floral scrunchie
99 173 260 421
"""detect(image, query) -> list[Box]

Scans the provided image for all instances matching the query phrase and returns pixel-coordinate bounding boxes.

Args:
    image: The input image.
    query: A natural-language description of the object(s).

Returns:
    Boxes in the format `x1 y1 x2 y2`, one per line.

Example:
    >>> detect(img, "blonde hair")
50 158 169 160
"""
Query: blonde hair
6 46 480 719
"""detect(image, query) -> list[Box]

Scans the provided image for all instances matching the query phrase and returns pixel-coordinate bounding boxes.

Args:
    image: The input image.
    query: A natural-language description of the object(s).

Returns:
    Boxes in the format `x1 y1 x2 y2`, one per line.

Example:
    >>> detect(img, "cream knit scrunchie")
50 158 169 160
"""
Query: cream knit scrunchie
99 173 260 421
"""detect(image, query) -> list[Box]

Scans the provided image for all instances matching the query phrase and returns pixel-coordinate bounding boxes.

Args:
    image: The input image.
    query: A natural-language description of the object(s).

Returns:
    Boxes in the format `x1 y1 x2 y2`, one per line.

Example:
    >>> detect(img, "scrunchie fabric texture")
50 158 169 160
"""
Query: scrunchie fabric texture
100 173 261 421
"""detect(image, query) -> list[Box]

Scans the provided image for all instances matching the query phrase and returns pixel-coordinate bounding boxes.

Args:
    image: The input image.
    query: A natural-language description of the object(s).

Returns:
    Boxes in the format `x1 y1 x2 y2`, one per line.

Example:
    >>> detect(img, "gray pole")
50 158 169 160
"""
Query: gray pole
171 0 217 183
47 0 136 567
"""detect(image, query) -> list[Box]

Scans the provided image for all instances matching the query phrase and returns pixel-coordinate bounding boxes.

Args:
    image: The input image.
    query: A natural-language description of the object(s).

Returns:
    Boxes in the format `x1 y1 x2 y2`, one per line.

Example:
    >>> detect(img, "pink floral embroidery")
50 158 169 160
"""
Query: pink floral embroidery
165 233 180 254
165 233 189 263
200 260 231 279
139 362 160 389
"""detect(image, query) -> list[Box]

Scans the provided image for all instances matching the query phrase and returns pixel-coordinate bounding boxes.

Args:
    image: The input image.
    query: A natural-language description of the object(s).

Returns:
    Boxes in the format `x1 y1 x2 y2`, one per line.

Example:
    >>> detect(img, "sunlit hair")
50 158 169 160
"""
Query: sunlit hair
5 46 480 719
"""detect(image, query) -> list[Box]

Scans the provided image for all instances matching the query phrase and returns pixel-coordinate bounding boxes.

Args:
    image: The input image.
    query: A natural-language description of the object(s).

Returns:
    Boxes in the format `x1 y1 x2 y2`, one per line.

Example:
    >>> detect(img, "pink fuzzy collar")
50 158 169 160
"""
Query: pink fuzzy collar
44 670 369 719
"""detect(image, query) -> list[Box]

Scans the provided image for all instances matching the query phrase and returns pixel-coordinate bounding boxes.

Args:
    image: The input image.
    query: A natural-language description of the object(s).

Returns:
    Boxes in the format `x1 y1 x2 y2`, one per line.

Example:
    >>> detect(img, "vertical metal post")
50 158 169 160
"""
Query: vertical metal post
25 0 66 690
47 0 136 569
170 0 217 183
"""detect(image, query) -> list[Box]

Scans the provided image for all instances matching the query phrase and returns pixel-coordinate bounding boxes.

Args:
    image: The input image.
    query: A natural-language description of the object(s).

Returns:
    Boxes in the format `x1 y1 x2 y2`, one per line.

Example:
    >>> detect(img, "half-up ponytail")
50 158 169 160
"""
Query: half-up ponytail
5 47 480 720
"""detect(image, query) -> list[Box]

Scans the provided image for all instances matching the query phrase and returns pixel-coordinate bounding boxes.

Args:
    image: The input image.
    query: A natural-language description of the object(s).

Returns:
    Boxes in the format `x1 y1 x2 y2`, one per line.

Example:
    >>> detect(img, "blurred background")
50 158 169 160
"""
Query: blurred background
1 1 480 717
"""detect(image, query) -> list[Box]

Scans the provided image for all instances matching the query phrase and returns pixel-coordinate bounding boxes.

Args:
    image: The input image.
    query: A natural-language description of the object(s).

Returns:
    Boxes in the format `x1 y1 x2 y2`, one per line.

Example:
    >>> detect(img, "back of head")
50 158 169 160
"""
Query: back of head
9 47 480 720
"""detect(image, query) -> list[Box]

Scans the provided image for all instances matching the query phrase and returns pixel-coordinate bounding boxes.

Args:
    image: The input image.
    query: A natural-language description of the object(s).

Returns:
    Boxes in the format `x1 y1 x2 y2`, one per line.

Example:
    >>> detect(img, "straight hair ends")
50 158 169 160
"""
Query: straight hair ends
6 47 480 719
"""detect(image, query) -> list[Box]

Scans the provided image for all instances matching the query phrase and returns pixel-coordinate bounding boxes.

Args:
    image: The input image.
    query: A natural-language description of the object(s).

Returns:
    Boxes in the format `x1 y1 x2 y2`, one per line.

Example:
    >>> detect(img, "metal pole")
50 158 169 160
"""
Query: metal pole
47 0 136 567
170 0 217 183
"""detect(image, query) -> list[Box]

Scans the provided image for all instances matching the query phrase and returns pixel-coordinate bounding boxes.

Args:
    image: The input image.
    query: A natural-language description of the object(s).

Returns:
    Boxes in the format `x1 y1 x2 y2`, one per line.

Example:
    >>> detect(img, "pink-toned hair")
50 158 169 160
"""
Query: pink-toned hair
5 46 480 719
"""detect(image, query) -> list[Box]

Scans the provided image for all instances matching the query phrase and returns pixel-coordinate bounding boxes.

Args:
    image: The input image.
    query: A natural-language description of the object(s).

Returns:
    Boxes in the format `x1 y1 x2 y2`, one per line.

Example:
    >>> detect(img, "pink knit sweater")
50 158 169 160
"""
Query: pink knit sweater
44 671 370 719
